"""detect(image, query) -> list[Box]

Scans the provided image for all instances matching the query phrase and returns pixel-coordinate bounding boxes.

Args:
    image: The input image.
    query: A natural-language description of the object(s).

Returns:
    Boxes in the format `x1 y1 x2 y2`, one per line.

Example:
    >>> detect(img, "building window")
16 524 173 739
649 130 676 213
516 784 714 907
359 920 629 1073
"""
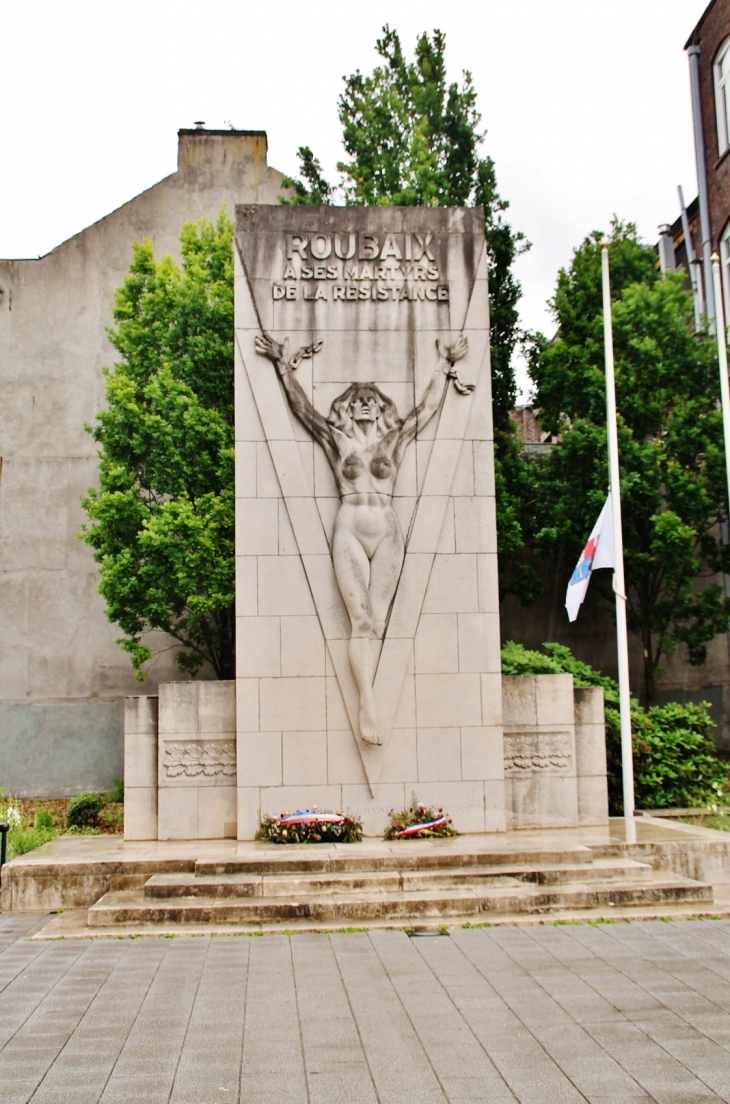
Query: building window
714 39 730 156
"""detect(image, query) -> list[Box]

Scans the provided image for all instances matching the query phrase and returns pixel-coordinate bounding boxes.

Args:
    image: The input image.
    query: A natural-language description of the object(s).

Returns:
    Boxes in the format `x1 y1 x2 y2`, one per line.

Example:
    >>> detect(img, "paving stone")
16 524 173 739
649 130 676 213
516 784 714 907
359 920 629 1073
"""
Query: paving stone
0 1082 38 1104
4 921 730 1100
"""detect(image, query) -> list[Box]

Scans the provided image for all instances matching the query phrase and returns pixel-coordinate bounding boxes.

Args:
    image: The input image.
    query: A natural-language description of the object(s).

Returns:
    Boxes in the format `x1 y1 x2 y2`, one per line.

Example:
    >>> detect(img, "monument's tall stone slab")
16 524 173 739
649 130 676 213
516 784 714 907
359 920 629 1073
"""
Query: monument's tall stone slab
233 206 505 838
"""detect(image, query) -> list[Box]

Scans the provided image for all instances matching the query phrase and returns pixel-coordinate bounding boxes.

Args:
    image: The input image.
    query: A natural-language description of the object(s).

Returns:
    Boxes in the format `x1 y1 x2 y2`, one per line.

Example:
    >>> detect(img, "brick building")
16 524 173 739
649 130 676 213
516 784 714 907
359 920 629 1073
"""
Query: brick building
664 0 730 325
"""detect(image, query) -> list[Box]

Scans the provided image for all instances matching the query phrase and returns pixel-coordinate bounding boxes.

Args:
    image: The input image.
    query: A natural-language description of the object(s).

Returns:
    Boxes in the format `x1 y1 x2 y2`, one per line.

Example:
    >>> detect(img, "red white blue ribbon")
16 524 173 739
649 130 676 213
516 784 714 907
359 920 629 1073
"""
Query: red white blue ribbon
395 816 447 837
278 811 345 826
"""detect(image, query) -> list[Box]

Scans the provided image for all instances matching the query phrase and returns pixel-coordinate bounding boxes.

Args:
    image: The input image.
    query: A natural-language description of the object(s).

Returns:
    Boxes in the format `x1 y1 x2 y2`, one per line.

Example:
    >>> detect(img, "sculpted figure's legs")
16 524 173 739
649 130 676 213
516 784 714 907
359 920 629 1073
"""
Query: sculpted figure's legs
332 506 405 746
369 521 404 638
332 522 382 745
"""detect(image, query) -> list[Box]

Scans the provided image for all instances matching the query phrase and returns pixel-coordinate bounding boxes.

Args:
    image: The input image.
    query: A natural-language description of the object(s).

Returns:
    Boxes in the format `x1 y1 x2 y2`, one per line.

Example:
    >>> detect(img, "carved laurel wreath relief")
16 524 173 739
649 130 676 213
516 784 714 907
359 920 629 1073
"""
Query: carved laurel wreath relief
503 732 572 774
163 741 237 778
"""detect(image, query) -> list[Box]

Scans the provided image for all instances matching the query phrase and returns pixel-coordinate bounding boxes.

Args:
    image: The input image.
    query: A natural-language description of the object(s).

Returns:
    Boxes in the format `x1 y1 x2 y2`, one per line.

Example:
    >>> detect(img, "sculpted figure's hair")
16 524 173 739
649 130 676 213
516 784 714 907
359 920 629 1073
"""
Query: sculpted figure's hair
326 383 402 438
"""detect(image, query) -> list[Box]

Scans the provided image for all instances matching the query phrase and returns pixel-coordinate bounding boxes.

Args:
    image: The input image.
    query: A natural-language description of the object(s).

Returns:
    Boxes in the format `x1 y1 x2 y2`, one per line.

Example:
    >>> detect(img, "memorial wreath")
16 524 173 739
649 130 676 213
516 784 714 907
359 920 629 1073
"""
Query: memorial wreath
384 794 457 840
256 808 364 845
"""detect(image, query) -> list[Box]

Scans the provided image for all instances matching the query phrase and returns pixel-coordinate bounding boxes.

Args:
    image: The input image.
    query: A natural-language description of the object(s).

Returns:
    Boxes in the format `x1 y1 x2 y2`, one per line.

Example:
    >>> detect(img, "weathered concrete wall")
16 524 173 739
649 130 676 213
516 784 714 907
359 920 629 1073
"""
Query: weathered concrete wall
0 130 286 796
0 701 123 797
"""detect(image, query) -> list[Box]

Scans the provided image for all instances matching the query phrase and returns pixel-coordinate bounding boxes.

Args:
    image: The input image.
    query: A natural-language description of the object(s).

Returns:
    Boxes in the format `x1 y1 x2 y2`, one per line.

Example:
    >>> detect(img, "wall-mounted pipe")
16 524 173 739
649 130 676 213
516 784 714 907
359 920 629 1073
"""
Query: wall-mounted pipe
688 44 716 329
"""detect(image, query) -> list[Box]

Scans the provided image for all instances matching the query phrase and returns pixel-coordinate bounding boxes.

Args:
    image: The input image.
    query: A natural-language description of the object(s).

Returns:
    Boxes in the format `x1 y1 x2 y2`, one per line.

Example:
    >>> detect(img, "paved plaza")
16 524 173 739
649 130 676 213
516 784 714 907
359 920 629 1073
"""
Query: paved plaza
1 914 730 1102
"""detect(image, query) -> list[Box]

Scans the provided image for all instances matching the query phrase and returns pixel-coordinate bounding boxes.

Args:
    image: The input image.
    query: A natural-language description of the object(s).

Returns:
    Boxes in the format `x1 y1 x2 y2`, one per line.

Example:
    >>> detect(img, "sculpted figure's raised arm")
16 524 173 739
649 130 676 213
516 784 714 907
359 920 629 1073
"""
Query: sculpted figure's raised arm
255 332 471 745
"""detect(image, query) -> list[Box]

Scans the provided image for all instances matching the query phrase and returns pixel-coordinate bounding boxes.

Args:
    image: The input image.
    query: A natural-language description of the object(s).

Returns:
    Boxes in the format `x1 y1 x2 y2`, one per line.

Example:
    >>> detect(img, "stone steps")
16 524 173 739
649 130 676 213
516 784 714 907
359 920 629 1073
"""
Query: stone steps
88 871 712 928
142 859 652 900
193 846 593 877
9 830 725 934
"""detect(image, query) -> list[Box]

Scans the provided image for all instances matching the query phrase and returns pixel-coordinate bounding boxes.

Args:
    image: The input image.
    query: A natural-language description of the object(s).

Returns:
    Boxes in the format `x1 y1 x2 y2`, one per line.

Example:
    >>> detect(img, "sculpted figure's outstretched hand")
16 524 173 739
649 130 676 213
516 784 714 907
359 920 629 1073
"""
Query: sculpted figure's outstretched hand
255 332 471 747
254 332 286 366
438 336 468 363
255 333 323 374
437 336 473 393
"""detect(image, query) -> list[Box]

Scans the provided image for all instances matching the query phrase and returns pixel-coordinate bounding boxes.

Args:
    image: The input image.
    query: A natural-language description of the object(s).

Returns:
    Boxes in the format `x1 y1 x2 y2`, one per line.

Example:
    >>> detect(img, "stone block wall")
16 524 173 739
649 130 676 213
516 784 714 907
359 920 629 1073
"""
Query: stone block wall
157 682 237 840
124 683 237 841
574 686 609 825
124 674 607 839
123 695 158 841
233 205 504 839
502 675 607 828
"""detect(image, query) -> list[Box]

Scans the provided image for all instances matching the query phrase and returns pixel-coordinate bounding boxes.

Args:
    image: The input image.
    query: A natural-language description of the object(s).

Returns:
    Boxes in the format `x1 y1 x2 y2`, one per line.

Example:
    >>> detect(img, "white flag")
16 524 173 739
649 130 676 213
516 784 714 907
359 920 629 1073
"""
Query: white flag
565 494 615 622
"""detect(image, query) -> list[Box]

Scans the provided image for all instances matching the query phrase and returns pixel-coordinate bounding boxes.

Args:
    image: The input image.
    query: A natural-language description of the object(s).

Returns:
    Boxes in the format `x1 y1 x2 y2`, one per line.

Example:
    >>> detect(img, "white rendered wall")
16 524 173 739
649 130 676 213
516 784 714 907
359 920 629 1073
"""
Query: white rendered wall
0 131 285 795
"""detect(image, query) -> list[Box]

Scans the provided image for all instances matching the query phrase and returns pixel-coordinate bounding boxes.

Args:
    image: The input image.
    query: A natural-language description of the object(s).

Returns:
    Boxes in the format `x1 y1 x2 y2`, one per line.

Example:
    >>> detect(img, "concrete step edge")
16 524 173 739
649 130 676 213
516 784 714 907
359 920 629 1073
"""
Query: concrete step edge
88 881 715 927
193 847 596 876
142 863 656 899
34 898 730 939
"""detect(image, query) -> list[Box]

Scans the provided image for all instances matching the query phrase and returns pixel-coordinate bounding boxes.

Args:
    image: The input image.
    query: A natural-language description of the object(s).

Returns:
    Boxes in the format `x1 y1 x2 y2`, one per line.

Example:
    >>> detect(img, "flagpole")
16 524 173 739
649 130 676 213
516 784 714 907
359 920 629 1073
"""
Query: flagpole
711 255 730 504
601 242 636 843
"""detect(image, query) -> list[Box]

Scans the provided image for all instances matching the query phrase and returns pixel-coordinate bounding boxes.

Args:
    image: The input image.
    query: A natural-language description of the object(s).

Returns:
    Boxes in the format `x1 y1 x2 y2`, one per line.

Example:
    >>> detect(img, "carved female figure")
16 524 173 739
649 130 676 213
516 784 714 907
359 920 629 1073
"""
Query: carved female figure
255 332 470 745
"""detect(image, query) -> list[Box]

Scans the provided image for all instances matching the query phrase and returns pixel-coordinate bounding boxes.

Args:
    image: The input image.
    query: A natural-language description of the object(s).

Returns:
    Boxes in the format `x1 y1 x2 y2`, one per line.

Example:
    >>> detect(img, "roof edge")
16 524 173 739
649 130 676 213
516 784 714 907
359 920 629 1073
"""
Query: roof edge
177 128 268 138
685 0 719 49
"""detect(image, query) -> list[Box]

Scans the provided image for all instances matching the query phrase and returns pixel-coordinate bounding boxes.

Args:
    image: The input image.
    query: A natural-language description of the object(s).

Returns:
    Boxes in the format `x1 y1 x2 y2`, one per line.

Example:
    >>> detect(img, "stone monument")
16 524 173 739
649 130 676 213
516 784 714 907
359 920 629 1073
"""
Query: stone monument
123 204 609 841
233 206 505 837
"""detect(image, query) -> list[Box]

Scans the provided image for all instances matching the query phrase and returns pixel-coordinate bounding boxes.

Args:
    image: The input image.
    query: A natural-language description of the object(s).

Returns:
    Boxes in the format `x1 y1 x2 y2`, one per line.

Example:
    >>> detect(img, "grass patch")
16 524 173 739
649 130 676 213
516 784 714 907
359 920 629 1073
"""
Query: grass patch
0 791 124 863
680 811 730 832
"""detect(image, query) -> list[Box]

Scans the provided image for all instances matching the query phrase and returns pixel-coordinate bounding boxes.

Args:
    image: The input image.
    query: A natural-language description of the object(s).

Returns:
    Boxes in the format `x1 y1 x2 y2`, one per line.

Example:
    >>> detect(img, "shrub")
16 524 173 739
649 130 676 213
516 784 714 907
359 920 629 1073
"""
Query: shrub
107 778 124 804
256 810 363 844
34 808 53 830
100 804 124 830
630 702 727 810
502 641 729 813
384 794 457 840
65 792 105 830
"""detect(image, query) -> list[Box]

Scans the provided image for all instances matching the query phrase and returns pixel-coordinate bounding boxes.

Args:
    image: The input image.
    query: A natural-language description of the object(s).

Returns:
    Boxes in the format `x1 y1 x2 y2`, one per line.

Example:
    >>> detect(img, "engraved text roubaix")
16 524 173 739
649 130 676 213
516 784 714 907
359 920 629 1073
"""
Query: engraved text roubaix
272 230 449 302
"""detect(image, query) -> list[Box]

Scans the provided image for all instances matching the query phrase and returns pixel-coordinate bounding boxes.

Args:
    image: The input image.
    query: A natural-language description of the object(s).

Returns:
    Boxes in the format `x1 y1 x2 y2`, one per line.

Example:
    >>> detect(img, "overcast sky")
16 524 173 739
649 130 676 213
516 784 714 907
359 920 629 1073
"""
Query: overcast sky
1 0 711 384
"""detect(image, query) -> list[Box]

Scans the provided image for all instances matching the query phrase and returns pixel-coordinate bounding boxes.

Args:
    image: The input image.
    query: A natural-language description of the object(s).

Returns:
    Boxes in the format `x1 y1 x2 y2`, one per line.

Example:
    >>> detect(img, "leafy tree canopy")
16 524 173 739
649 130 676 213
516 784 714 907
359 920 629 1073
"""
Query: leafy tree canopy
281 26 535 588
81 211 235 681
529 221 730 705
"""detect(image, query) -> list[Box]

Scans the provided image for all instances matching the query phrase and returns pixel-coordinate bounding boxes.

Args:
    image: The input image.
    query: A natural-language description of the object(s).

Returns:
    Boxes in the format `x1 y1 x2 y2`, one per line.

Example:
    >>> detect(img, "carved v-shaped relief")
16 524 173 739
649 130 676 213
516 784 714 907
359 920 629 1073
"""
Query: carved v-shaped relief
236 242 489 794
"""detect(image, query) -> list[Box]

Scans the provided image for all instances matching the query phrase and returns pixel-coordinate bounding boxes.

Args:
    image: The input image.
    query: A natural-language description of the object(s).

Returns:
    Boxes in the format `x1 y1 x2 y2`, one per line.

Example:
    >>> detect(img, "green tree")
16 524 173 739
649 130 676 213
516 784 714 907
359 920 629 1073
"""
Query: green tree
81 211 235 681
282 26 534 589
530 221 730 706
280 147 333 206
